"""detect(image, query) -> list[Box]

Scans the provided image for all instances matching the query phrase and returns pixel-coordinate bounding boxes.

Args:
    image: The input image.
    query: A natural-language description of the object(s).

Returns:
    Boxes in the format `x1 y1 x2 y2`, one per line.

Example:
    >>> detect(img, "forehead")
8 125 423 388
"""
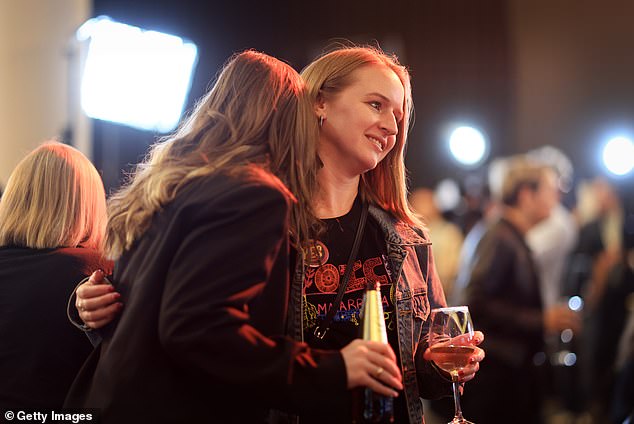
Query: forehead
346 65 405 104
539 168 557 186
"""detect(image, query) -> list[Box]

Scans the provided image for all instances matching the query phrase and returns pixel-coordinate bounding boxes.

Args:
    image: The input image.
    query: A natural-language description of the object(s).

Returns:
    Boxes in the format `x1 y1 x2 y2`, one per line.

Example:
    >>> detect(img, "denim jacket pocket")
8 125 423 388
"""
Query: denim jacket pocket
411 290 430 322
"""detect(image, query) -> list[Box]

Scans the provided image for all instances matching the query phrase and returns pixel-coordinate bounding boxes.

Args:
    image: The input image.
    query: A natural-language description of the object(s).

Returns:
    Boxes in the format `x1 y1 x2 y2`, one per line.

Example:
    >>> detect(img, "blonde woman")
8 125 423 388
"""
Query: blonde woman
65 51 402 423
0 141 111 409
282 46 486 423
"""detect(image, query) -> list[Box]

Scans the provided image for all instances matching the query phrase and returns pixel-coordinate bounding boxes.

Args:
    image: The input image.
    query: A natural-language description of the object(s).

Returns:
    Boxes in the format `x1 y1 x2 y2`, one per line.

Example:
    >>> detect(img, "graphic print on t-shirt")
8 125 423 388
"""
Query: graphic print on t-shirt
303 255 395 325
302 199 396 350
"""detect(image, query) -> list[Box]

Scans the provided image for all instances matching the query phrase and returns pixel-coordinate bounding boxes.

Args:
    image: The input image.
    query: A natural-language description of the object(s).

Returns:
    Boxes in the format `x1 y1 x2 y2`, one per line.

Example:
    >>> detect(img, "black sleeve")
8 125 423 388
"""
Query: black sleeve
66 277 103 347
158 182 348 413
65 258 113 347
465 232 542 336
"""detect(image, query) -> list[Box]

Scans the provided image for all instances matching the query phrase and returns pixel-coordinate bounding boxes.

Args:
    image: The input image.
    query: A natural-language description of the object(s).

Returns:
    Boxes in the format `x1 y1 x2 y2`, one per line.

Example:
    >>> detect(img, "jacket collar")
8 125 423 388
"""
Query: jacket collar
368 204 431 247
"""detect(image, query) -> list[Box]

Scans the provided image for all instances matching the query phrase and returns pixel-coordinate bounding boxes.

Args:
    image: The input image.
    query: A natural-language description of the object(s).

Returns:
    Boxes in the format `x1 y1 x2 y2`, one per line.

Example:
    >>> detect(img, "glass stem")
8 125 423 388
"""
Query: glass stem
452 380 464 421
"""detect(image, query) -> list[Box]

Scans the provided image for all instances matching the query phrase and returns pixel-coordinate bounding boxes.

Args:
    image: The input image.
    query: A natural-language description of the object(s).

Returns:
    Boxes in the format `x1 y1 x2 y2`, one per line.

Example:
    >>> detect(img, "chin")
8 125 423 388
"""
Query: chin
359 162 380 175
364 154 387 171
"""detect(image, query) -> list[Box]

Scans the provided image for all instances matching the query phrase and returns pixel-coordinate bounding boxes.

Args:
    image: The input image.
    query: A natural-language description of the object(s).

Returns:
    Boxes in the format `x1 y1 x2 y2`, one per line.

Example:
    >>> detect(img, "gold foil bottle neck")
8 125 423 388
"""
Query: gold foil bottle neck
361 284 388 343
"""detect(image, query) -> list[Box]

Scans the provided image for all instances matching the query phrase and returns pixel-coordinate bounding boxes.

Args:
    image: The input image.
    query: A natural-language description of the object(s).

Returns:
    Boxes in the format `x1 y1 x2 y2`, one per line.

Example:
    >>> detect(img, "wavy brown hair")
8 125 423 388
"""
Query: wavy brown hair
301 45 421 227
0 141 107 250
105 50 318 259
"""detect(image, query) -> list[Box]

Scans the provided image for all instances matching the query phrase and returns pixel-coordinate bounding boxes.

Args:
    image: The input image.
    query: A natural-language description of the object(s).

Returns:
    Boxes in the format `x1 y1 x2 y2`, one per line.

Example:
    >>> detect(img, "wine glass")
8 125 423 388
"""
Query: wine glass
428 306 476 424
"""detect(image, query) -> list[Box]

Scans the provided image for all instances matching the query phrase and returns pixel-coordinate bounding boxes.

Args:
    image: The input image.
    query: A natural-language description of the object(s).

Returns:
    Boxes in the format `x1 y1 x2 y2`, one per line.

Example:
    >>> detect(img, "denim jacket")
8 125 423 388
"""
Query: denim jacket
285 204 451 424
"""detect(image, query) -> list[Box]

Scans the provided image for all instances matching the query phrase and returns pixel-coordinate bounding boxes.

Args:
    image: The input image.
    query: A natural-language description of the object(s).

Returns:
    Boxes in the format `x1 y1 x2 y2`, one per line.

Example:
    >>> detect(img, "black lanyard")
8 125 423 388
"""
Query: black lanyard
313 201 369 340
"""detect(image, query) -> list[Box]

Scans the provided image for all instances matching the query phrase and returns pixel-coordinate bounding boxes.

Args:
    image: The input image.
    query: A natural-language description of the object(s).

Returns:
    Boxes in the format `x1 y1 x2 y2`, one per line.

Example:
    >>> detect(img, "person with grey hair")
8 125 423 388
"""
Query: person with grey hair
460 157 581 424
525 146 578 310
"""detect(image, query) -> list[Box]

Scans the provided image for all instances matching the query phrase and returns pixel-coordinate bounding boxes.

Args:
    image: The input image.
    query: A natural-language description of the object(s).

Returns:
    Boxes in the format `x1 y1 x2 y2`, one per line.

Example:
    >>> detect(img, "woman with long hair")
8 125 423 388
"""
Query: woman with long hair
287 45 485 423
0 141 110 409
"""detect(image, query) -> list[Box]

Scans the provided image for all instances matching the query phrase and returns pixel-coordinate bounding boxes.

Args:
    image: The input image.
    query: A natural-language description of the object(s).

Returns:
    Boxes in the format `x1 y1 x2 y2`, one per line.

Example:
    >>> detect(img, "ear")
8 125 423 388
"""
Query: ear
314 90 327 118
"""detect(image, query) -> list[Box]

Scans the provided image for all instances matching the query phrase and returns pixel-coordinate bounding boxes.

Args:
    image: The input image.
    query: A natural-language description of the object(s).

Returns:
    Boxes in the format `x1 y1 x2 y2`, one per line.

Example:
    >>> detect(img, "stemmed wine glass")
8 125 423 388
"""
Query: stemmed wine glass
428 306 476 424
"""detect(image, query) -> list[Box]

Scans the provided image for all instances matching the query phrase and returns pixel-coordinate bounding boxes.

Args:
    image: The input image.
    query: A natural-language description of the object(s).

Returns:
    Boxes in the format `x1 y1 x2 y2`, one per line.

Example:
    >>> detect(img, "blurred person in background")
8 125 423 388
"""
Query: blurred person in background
460 157 581 424
567 177 624 306
451 180 499 307
523 147 580 419
567 178 631 422
0 141 111 409
410 186 464 301
526 146 578 312
608 190 634 424
611 287 634 424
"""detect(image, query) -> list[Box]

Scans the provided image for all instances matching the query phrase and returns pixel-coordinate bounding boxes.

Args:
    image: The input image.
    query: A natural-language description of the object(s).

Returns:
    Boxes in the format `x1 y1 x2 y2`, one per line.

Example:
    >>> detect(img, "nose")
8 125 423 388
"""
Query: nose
380 114 398 136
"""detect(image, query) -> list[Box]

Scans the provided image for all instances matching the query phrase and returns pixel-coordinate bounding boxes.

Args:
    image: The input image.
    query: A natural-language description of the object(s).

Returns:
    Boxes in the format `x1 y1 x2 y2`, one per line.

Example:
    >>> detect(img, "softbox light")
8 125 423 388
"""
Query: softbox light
76 16 198 133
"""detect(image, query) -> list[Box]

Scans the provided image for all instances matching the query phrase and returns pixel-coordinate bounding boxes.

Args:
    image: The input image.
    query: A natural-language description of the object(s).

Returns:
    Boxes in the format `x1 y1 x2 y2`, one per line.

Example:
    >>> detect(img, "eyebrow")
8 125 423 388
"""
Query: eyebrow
368 92 404 121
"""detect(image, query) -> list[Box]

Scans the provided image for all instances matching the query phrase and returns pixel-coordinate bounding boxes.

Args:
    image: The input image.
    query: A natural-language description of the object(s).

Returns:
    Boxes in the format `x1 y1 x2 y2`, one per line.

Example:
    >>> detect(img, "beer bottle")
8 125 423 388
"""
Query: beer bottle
352 280 395 423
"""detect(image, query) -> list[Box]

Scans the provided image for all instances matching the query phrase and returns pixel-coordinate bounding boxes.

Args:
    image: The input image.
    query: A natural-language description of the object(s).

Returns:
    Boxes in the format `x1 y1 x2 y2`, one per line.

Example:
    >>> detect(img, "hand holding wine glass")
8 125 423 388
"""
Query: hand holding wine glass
426 306 484 424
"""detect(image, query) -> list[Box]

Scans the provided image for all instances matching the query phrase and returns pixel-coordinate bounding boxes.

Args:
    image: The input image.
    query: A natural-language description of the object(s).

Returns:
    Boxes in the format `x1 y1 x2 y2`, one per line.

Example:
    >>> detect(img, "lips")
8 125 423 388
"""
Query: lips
367 135 386 152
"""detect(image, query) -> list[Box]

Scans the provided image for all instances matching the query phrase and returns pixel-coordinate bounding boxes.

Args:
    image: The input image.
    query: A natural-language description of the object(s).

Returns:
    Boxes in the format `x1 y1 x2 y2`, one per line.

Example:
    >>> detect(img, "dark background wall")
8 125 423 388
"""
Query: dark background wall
91 0 633 203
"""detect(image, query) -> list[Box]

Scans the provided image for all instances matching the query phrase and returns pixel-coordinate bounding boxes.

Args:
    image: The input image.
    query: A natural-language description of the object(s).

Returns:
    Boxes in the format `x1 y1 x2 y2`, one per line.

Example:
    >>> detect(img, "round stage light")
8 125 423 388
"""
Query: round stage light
602 136 634 176
449 126 487 166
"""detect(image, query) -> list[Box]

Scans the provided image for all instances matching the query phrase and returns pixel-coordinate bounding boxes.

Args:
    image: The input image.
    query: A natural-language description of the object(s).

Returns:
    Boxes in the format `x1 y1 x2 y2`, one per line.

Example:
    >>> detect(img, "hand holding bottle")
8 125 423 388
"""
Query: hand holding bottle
350 280 398 423
341 339 402 397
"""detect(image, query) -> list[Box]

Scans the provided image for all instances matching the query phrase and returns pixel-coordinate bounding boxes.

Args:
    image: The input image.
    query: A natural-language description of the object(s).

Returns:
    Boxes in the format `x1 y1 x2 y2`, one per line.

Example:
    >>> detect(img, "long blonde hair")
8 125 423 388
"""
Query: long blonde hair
0 141 107 250
105 50 318 259
301 45 421 227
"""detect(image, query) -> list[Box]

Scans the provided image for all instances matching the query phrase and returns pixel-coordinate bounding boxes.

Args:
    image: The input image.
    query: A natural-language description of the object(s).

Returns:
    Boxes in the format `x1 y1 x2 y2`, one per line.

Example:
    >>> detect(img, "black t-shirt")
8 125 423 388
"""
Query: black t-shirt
299 198 407 422
302 198 397 350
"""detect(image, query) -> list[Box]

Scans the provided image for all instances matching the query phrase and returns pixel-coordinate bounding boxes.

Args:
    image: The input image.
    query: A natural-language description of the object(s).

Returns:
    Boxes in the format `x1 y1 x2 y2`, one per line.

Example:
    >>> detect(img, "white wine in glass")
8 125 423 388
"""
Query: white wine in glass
428 306 475 424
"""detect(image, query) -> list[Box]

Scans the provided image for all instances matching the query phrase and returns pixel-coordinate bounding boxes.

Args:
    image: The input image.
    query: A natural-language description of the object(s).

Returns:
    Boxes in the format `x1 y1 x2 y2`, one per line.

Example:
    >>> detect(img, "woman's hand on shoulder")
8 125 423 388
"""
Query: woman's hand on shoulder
76 269 123 329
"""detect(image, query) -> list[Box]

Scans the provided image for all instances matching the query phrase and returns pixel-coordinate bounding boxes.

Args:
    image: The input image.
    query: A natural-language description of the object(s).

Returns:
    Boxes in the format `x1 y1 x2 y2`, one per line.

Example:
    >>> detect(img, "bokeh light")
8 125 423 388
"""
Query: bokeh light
448 126 488 166
602 136 634 176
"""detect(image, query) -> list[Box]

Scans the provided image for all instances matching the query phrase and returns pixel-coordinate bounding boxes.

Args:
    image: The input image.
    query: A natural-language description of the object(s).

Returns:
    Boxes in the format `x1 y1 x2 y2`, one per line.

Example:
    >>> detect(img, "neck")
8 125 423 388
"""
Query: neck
314 166 360 219
502 206 532 235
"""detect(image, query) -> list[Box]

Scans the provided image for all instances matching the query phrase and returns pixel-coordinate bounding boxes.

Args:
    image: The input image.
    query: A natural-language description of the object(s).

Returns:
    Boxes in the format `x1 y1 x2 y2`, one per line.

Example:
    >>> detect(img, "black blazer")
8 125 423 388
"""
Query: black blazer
0 246 109 409
66 168 347 423
465 217 544 366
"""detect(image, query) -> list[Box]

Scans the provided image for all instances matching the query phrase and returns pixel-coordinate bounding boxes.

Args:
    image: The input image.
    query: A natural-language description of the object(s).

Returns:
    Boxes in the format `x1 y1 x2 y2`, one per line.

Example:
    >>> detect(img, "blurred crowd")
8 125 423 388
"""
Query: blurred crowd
412 146 634 424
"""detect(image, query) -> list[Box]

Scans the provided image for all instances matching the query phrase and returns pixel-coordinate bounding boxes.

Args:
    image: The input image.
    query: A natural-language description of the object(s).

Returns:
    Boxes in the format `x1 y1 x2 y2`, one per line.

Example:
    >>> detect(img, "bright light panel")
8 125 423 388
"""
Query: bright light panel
602 136 634 176
77 16 198 132
449 126 487 166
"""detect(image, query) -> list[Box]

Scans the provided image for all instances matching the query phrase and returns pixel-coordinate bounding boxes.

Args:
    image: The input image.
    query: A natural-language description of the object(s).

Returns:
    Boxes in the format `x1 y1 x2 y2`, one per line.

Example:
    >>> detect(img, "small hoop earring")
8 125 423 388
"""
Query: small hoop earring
319 116 324 128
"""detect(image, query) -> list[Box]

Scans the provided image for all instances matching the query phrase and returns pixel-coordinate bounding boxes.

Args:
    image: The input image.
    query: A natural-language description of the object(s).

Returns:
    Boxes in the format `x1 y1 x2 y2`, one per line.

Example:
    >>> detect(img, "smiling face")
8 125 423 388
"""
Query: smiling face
316 64 405 179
